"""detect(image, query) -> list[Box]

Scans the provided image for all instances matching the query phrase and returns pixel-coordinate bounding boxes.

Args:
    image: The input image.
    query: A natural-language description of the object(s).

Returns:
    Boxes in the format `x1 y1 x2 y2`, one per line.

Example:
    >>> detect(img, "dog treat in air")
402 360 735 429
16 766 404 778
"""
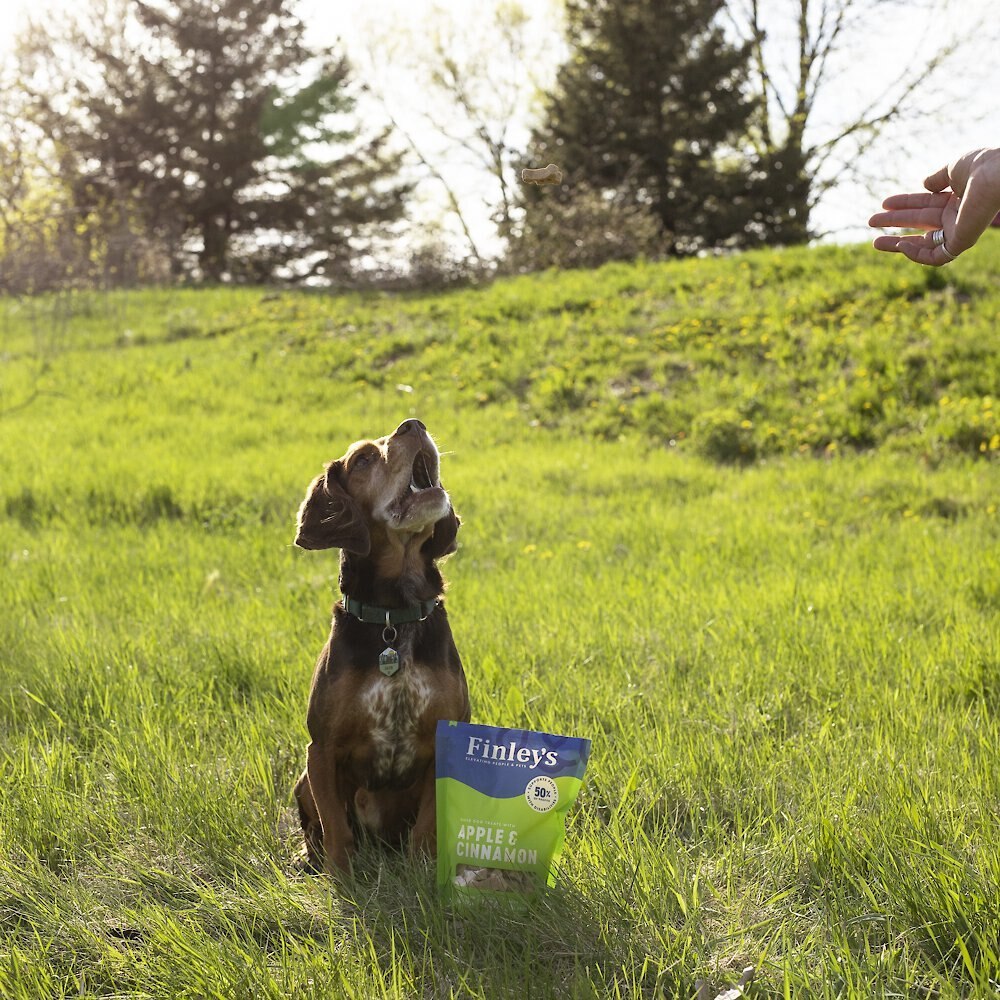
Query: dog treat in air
436 720 591 901
521 163 563 185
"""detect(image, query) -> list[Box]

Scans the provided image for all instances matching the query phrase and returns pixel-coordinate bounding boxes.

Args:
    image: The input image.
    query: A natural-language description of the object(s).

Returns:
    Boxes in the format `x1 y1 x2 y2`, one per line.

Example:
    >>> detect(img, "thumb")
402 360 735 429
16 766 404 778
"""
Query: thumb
924 165 951 192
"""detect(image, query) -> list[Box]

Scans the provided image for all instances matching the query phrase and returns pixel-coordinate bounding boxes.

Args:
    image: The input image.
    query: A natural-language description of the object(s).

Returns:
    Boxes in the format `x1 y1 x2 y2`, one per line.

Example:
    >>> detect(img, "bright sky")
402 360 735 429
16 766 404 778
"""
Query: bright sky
6 0 1000 250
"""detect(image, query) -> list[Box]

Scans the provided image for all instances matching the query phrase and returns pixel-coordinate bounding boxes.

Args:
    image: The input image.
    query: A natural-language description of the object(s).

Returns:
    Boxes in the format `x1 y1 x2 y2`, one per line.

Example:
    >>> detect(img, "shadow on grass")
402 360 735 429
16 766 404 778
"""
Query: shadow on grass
304 842 678 999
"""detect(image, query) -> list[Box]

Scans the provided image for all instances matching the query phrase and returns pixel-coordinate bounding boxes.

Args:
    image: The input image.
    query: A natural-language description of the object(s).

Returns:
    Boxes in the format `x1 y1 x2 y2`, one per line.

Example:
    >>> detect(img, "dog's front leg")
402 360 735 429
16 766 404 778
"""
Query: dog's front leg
305 742 354 874
409 762 437 860
293 767 324 871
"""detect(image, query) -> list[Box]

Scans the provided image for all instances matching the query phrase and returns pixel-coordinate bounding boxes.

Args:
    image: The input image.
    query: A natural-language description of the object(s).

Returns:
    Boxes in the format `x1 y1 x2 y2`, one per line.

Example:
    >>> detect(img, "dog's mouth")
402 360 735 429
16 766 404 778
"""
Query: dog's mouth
408 449 439 493
386 441 447 529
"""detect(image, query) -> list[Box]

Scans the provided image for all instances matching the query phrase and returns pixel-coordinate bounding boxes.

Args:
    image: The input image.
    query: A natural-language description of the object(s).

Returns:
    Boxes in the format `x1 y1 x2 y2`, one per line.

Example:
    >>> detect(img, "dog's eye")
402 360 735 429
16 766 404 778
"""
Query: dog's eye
350 451 375 471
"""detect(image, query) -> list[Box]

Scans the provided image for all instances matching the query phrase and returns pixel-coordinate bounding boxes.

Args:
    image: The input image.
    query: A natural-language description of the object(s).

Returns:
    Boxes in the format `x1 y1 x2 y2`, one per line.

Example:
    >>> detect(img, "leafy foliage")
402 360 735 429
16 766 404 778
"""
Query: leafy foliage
504 182 663 272
12 0 409 285
521 0 761 258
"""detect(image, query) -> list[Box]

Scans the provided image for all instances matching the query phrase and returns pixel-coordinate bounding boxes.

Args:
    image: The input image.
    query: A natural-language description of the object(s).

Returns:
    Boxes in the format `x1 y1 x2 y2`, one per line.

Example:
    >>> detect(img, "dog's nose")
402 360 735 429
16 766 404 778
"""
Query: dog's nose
394 418 426 437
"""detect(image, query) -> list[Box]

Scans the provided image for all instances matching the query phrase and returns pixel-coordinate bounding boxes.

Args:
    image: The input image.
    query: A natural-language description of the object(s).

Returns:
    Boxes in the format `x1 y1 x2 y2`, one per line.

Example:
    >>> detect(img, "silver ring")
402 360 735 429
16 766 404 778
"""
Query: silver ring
930 229 946 247
940 240 957 261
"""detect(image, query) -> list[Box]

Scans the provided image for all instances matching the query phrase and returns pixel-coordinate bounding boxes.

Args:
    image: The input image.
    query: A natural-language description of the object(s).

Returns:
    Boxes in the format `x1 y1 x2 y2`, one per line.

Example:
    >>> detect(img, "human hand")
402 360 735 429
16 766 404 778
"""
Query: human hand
869 147 1000 266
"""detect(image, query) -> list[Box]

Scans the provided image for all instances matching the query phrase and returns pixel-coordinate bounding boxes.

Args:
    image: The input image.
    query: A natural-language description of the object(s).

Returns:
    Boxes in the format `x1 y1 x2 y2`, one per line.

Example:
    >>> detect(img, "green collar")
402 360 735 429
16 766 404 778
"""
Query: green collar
342 595 439 626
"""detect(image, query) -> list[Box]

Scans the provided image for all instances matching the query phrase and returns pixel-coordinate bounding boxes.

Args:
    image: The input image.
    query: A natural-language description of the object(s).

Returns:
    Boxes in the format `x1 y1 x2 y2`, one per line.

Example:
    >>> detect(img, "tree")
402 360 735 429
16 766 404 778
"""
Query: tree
730 0 981 243
418 1 536 241
523 0 760 256
15 0 410 284
0 75 160 295
0 104 74 295
351 0 560 269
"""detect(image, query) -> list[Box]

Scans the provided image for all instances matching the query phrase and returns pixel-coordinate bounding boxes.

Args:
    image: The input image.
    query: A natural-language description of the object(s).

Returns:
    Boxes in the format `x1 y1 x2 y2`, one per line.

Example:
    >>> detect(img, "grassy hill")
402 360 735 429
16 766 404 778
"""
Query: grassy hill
4 236 1000 474
1 240 999 998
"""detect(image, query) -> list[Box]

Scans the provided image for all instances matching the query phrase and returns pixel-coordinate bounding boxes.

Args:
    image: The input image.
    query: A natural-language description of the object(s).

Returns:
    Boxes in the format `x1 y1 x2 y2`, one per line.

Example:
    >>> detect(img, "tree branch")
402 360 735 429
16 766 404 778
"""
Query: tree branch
361 83 484 264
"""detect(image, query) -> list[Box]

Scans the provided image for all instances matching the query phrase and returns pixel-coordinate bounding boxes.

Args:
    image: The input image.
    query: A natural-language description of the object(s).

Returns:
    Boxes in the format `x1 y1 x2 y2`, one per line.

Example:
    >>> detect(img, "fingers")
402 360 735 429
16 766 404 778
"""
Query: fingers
878 191 952 211
871 235 905 252
868 208 939 229
867 192 952 231
867 206 948 231
870 148 1000 266
900 241 950 266
870 233 950 267
923 165 951 192
867 190 957 266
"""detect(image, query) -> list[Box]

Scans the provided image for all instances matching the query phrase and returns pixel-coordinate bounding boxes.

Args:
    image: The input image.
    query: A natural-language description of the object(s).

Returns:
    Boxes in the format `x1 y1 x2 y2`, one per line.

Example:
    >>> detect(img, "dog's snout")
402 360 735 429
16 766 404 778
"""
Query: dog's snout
394 418 426 437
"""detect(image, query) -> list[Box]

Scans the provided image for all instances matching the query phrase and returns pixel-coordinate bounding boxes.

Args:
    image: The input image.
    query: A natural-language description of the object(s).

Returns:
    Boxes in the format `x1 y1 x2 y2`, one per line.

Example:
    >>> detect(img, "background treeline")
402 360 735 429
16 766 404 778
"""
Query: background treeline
0 0 972 293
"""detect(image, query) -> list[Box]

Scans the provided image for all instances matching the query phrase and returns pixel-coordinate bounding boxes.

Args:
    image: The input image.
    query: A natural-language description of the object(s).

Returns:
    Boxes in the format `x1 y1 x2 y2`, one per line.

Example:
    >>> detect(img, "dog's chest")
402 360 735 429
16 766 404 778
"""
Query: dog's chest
360 647 433 785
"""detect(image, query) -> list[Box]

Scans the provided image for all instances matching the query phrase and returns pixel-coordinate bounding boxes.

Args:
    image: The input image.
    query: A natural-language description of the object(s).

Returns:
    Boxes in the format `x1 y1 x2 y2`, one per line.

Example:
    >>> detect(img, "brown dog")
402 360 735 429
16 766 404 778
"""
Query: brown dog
292 419 470 874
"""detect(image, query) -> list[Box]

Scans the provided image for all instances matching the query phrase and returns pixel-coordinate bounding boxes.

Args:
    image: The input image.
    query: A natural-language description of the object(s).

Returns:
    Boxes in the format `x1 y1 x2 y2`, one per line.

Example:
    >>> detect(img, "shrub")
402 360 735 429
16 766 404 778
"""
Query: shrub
692 407 758 464
504 184 662 273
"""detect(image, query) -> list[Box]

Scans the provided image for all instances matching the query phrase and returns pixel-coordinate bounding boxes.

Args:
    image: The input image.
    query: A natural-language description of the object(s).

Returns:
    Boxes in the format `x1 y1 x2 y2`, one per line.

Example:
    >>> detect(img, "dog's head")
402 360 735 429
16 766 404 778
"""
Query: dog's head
294 420 459 565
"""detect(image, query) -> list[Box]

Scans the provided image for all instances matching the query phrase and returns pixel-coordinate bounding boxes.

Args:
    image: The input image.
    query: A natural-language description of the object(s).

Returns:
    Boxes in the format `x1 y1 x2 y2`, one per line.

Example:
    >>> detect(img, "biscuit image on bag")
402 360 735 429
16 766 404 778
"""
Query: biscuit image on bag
436 721 591 901
453 865 537 892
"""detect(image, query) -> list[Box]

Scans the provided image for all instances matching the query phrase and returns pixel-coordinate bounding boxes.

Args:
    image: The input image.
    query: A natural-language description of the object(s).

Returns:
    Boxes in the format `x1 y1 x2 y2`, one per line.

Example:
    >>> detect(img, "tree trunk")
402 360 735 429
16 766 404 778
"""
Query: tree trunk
200 215 228 282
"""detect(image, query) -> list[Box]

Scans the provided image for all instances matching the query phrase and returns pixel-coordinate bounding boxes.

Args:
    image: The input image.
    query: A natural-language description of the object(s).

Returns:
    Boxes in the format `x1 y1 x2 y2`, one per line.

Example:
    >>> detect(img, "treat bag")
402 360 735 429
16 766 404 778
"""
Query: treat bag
436 720 591 900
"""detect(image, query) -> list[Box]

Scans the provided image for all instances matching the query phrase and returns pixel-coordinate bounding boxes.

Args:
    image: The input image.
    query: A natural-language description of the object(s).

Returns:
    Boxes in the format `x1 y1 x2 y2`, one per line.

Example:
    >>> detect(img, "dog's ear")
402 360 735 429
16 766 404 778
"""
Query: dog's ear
294 462 371 555
423 505 460 559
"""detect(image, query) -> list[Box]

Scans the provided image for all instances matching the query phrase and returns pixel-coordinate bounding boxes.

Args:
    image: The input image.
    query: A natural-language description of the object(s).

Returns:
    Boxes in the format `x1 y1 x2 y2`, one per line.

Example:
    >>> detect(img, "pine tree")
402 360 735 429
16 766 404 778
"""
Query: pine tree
17 0 409 283
526 0 759 255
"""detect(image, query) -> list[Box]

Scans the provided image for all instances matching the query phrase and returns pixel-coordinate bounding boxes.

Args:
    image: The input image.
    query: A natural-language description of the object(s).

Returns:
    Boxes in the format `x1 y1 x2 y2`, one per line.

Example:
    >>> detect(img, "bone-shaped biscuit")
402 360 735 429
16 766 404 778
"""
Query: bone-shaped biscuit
521 164 563 185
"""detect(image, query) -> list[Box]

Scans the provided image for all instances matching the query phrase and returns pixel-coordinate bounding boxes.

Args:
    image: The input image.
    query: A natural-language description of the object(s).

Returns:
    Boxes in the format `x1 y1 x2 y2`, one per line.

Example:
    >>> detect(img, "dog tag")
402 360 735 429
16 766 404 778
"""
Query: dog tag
379 647 400 677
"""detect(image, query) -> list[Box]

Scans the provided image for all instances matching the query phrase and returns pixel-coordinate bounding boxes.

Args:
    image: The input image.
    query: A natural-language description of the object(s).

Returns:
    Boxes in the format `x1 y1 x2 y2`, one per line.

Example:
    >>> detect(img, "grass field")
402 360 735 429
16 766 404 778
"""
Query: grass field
1 239 999 998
